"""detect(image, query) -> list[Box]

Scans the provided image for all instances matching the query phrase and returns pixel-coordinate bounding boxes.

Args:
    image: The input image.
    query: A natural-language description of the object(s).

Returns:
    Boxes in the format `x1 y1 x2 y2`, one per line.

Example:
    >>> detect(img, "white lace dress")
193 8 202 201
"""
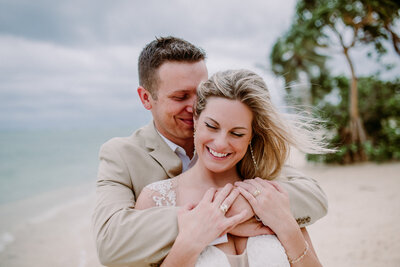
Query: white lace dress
145 179 290 267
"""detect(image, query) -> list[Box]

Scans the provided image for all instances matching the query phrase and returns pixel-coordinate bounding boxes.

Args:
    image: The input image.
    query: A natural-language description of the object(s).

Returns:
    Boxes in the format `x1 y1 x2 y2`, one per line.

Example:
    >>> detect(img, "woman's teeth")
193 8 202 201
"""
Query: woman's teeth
208 147 228 158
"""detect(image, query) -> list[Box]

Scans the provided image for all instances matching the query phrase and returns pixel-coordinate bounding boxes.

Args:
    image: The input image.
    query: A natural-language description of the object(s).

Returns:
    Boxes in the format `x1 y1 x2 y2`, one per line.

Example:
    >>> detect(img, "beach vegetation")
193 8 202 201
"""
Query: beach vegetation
307 75 400 163
270 0 400 163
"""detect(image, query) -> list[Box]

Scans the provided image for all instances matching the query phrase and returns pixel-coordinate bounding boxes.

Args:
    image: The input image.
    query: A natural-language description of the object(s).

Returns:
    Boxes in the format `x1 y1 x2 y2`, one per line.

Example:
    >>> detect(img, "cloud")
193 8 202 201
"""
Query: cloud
1 0 297 45
10 1 398 129
0 1 301 129
0 35 146 128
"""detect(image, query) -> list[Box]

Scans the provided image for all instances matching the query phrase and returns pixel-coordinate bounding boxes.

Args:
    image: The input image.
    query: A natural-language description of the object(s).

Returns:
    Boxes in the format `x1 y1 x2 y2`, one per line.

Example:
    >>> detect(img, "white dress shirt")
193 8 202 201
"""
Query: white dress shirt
157 131 197 172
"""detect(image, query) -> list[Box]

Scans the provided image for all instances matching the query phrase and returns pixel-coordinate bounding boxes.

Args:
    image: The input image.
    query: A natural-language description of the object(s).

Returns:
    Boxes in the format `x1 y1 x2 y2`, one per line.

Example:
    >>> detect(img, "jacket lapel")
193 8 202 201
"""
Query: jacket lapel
144 122 183 178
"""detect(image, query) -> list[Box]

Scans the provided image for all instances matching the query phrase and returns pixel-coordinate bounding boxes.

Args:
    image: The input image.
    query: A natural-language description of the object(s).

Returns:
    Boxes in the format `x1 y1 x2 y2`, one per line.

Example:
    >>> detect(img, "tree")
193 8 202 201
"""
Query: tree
308 75 400 163
270 24 328 106
271 0 400 162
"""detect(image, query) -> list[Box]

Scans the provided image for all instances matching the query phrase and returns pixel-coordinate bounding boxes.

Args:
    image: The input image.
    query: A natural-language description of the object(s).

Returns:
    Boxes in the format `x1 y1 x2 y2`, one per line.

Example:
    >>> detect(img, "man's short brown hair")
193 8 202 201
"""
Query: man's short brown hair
138 36 206 99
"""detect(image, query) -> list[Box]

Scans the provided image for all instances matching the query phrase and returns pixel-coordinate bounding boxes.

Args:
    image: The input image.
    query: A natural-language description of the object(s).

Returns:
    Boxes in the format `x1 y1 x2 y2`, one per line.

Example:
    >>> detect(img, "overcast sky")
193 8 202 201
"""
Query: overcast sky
0 0 398 129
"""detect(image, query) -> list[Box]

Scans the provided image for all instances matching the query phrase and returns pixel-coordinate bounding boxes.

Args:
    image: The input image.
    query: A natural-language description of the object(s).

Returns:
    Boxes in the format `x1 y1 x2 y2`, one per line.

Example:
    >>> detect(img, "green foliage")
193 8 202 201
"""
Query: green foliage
308 76 400 163
271 0 400 163
271 0 400 89
295 0 400 56
270 27 328 94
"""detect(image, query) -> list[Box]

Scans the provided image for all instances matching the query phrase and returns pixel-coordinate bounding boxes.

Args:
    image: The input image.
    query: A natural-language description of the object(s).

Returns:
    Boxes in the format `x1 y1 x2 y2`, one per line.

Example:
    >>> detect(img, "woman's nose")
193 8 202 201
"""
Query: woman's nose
213 133 228 150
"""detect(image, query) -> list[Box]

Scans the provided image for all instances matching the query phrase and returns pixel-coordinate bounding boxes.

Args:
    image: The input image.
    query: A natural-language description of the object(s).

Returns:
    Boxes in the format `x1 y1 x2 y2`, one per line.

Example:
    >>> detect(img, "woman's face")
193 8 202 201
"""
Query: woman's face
194 97 253 174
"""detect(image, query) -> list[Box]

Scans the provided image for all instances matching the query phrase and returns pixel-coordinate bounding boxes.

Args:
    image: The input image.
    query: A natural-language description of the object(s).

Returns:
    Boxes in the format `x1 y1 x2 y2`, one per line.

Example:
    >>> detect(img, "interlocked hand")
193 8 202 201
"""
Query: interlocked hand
176 184 247 251
235 177 293 235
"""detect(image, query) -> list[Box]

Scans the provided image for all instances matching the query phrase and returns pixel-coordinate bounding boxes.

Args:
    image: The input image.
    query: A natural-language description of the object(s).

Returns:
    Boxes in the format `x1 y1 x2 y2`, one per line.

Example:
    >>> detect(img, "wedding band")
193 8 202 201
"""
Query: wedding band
253 189 261 197
219 204 228 214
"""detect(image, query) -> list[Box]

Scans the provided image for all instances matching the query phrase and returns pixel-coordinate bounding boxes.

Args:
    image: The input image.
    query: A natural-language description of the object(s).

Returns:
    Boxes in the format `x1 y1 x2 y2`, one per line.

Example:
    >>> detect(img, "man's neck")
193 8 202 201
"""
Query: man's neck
183 143 194 159
156 129 194 158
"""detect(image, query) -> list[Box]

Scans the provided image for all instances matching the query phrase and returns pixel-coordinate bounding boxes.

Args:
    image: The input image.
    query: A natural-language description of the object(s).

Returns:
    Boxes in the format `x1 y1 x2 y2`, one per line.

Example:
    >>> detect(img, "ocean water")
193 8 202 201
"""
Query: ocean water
0 127 136 204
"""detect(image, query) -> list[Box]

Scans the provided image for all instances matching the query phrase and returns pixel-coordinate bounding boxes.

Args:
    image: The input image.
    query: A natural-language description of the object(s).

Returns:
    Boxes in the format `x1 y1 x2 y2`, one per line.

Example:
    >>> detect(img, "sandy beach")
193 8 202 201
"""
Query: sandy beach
303 162 400 266
0 162 399 267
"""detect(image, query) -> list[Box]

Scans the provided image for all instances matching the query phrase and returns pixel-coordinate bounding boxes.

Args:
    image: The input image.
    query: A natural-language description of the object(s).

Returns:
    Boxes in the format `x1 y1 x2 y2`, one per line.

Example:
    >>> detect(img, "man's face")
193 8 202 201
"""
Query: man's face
149 60 208 147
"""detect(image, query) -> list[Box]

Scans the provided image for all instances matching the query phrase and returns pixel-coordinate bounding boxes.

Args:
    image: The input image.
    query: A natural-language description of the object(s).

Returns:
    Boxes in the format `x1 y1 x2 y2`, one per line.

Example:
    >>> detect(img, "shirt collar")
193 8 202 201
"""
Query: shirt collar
156 129 198 172
156 129 184 154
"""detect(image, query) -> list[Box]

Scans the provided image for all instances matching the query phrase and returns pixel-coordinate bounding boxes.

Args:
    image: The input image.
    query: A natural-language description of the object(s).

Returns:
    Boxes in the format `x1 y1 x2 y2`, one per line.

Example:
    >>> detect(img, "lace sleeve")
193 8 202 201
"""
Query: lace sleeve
145 179 177 207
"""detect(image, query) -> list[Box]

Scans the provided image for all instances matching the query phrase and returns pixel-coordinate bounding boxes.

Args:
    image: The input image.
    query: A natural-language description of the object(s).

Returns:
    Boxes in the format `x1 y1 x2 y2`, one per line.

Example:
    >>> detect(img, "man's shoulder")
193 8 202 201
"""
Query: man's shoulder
100 123 157 154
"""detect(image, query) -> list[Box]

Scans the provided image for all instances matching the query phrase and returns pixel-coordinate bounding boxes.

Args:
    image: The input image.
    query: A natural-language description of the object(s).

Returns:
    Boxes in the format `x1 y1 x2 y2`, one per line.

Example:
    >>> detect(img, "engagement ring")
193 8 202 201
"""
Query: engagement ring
219 204 228 214
253 189 261 197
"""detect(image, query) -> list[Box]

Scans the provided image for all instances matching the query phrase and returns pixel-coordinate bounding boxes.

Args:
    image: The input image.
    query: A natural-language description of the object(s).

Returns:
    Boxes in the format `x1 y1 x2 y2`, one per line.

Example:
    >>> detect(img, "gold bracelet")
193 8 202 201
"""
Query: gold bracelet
288 241 309 264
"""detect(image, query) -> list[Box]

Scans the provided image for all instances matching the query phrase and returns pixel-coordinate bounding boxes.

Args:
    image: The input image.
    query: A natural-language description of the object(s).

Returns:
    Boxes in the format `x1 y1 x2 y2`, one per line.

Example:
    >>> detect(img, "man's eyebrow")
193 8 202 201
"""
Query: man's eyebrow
205 117 249 131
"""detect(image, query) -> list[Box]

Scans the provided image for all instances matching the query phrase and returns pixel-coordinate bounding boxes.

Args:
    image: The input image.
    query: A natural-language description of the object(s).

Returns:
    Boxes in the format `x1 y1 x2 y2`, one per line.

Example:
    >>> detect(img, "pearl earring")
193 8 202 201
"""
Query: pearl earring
249 142 258 171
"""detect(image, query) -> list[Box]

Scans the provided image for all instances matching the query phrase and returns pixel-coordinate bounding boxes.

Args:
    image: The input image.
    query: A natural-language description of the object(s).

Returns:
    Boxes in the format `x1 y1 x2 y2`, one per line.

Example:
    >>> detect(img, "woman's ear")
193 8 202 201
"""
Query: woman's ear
249 136 254 145
137 86 153 110
193 118 198 134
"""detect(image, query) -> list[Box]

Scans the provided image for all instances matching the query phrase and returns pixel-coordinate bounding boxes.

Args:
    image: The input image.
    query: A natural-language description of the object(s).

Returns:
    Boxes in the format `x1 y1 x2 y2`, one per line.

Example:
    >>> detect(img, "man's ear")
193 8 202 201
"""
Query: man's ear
137 86 153 110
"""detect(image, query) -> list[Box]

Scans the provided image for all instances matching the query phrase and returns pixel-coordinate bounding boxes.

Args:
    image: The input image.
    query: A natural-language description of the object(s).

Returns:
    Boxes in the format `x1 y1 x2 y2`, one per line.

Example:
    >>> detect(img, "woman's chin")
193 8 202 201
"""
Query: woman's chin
203 162 233 174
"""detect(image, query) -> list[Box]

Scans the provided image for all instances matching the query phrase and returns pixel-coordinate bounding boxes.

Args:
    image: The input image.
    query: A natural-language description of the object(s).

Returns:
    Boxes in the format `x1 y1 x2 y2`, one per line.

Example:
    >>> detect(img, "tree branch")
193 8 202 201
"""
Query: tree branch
385 24 400 56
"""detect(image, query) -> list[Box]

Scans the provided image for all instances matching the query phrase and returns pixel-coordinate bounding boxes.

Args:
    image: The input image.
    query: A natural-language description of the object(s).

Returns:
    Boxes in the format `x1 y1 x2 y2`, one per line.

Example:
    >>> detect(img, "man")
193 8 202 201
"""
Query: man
92 36 328 267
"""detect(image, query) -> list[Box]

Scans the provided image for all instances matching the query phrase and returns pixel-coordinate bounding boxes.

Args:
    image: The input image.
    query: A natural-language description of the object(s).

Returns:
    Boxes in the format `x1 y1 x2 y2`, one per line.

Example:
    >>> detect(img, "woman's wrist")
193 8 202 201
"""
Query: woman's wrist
272 214 299 236
274 221 308 263
174 233 205 257
288 240 309 264
256 210 296 236
162 235 203 267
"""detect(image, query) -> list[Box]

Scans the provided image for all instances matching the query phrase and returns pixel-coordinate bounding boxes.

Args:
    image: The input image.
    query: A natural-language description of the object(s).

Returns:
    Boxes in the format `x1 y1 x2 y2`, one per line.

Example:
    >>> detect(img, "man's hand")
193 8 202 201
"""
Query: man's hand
228 217 275 237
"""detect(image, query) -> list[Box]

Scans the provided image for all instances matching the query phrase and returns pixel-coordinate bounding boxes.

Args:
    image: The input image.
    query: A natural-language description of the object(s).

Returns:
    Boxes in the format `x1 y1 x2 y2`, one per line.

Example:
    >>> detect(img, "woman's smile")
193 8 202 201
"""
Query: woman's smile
194 97 253 174
207 146 231 158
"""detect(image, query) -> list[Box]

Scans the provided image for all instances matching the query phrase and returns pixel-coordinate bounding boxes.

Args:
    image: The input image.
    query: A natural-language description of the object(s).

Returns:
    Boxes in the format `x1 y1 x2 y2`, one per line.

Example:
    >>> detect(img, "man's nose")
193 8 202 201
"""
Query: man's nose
185 95 196 113
185 105 193 113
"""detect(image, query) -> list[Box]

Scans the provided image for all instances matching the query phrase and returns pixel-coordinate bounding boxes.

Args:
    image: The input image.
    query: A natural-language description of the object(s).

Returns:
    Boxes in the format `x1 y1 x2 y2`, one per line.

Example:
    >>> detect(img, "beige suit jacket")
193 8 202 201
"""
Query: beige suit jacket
93 121 328 267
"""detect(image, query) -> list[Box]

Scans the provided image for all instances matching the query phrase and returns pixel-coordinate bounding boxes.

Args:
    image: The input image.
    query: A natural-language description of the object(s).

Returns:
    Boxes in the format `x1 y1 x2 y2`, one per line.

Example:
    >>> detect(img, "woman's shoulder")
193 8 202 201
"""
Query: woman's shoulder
137 178 178 208
145 178 177 193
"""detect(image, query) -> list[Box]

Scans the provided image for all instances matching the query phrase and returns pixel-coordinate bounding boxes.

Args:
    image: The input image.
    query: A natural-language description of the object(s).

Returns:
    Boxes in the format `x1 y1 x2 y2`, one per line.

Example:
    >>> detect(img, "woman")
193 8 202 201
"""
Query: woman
135 69 327 266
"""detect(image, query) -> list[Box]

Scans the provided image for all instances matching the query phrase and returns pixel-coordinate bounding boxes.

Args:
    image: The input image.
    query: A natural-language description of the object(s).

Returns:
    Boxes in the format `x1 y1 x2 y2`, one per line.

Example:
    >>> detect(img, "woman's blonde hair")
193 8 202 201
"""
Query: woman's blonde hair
194 69 331 179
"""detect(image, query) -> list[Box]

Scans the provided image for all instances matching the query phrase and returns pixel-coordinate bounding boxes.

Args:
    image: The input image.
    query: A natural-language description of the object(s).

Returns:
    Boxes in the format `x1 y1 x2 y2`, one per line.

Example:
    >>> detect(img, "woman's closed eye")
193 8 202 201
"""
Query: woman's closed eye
231 132 245 137
205 122 217 129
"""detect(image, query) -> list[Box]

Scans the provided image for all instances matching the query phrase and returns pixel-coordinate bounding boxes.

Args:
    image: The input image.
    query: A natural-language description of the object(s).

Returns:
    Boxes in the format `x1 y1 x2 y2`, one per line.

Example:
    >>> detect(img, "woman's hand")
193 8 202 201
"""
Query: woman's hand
235 178 323 267
226 192 274 237
176 184 248 253
235 178 296 235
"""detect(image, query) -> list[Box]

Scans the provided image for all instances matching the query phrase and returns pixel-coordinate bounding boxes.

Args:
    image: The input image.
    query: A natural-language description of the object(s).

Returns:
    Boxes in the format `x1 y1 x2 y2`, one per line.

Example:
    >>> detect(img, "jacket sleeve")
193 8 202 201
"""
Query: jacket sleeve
92 140 178 267
276 165 328 227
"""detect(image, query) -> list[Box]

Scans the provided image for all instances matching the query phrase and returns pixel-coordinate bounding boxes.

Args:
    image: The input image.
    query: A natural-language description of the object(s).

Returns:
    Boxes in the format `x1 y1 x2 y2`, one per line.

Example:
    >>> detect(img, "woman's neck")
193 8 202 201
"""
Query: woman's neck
182 162 241 189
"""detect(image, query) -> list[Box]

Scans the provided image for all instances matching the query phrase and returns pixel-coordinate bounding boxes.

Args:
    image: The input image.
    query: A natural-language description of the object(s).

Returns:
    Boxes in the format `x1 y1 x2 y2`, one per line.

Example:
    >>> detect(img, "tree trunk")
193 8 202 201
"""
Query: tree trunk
343 48 368 163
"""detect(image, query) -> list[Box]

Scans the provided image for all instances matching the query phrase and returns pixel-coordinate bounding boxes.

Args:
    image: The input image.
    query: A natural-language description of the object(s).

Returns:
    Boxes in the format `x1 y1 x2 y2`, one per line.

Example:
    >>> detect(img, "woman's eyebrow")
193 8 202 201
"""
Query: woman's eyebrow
205 117 220 125
232 126 249 131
